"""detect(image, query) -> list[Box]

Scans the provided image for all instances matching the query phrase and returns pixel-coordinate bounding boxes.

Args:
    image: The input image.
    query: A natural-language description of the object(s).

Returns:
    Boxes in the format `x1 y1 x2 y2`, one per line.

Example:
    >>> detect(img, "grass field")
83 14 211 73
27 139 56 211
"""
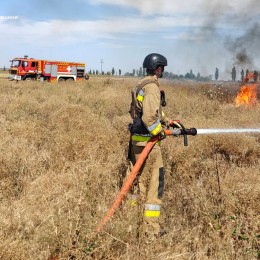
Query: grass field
0 77 259 259
0 71 8 78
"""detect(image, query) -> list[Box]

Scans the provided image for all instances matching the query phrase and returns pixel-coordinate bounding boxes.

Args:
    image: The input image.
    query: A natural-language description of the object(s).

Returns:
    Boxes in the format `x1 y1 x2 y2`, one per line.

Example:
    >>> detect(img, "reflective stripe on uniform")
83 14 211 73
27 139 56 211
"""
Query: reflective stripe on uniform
147 119 162 135
136 89 144 102
145 204 161 211
144 204 161 218
145 210 160 217
130 200 137 206
132 135 161 145
132 135 151 142
127 194 137 206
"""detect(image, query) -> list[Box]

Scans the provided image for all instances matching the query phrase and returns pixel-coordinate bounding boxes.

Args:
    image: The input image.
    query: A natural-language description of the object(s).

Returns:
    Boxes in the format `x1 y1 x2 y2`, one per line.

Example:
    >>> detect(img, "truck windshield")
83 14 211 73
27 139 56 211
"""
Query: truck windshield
11 60 21 67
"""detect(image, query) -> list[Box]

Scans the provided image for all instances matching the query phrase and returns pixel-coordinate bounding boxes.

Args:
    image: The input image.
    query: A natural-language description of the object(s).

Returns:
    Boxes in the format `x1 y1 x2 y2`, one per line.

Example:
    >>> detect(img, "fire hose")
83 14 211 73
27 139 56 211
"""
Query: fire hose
94 126 197 234
94 126 260 235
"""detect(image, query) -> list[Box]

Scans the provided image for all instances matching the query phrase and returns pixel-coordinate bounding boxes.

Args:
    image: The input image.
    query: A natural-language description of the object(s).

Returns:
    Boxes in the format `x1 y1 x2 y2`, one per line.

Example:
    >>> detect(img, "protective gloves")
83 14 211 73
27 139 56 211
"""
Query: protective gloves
159 130 167 140
169 120 182 129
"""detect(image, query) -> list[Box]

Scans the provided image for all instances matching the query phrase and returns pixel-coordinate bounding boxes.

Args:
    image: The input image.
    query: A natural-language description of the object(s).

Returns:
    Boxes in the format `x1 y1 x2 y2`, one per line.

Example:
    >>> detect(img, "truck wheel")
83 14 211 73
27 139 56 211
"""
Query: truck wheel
58 78 65 82
25 77 32 81
66 78 74 82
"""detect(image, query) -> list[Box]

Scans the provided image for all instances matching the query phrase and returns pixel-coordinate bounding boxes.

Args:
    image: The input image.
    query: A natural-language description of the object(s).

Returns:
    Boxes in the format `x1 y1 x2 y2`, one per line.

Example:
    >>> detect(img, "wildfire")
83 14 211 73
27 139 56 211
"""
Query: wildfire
235 84 257 107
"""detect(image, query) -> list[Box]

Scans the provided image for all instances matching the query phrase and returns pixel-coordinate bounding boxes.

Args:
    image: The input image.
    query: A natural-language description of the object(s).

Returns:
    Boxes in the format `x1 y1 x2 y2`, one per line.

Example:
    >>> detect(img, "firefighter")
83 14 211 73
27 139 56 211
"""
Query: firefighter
128 53 179 241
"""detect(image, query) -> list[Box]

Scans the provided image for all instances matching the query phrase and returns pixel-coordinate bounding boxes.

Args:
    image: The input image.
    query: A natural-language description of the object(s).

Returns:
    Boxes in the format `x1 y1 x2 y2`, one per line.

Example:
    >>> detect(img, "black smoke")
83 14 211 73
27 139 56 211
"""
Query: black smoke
224 23 260 69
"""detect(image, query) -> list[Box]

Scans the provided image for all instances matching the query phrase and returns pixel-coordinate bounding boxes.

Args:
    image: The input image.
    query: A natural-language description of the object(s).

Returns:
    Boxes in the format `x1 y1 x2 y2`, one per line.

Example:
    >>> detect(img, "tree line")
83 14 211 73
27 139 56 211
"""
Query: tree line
92 66 259 82
89 67 213 81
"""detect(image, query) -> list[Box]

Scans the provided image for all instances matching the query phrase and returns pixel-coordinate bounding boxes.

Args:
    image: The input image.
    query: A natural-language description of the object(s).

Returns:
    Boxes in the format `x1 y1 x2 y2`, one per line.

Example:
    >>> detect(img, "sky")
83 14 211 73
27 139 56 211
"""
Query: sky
1 0 259 79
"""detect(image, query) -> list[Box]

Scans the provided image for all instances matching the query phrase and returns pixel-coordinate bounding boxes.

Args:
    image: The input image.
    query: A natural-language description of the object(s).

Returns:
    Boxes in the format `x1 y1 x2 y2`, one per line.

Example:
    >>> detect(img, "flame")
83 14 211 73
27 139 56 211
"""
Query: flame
235 84 257 107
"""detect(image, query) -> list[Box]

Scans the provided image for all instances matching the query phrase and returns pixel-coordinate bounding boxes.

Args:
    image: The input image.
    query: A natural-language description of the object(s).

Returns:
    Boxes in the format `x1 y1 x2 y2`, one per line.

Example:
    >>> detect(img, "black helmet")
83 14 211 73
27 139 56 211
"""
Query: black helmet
143 53 167 70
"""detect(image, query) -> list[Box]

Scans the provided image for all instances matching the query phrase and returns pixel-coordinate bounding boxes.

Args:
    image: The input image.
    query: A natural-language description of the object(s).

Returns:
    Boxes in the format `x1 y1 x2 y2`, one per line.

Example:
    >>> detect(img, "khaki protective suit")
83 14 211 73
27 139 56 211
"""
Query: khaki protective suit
129 76 168 239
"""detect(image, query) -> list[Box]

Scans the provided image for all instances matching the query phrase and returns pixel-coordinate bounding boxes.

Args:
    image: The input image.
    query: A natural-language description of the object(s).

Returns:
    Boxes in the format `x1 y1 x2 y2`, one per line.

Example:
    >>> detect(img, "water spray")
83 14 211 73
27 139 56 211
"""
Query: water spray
166 127 260 145
196 128 260 135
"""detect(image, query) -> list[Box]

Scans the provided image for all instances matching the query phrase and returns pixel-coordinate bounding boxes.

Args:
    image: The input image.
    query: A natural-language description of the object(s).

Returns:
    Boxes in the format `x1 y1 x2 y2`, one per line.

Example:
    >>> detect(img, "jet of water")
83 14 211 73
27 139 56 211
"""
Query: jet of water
197 128 260 135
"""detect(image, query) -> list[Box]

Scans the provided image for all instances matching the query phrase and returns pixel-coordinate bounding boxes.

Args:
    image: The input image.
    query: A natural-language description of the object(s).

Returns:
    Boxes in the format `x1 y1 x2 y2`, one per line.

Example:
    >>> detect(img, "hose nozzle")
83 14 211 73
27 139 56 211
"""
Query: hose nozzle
182 128 197 136
164 127 197 146
181 128 197 146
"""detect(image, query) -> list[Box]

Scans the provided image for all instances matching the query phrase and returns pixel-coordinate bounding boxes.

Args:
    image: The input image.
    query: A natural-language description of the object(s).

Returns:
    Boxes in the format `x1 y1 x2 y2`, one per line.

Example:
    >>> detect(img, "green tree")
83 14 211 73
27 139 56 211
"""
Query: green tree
241 69 244 81
112 67 115 76
138 67 142 77
185 70 195 79
215 68 219 81
190 69 195 79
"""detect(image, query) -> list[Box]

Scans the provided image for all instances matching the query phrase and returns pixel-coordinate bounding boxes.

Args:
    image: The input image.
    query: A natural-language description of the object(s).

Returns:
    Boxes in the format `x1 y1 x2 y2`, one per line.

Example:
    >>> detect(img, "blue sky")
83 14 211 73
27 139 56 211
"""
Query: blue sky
1 0 259 79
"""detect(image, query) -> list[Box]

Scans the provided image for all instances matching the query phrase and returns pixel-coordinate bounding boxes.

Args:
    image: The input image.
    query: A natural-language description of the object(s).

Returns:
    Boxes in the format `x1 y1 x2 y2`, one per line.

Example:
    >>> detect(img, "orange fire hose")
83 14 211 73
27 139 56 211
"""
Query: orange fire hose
95 134 161 234
93 128 196 236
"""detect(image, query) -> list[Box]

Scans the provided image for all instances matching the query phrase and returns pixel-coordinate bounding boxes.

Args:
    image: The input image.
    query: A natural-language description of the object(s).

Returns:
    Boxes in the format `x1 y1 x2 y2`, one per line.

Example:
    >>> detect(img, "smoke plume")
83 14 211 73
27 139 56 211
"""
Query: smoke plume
224 23 260 69
186 1 260 77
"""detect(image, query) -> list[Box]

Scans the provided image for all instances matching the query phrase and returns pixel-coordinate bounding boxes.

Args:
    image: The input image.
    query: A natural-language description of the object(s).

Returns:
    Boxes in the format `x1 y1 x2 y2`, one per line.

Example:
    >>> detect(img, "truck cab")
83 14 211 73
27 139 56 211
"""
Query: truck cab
9 56 39 80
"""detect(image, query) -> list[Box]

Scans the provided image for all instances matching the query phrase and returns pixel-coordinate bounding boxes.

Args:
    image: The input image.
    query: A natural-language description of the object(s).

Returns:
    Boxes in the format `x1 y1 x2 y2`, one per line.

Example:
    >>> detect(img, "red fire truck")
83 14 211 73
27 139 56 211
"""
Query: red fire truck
9 56 89 82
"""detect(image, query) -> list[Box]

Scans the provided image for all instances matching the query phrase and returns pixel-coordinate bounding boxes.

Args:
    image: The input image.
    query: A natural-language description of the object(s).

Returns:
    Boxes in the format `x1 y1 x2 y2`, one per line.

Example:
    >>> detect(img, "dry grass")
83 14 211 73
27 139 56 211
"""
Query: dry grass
0 77 259 259
0 71 8 78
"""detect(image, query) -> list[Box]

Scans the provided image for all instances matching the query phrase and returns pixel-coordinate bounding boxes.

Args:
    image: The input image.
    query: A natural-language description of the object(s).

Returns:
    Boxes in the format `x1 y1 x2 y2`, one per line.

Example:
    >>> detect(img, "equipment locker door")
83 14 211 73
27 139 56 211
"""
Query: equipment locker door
72 66 76 75
44 65 51 74
51 65 58 77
